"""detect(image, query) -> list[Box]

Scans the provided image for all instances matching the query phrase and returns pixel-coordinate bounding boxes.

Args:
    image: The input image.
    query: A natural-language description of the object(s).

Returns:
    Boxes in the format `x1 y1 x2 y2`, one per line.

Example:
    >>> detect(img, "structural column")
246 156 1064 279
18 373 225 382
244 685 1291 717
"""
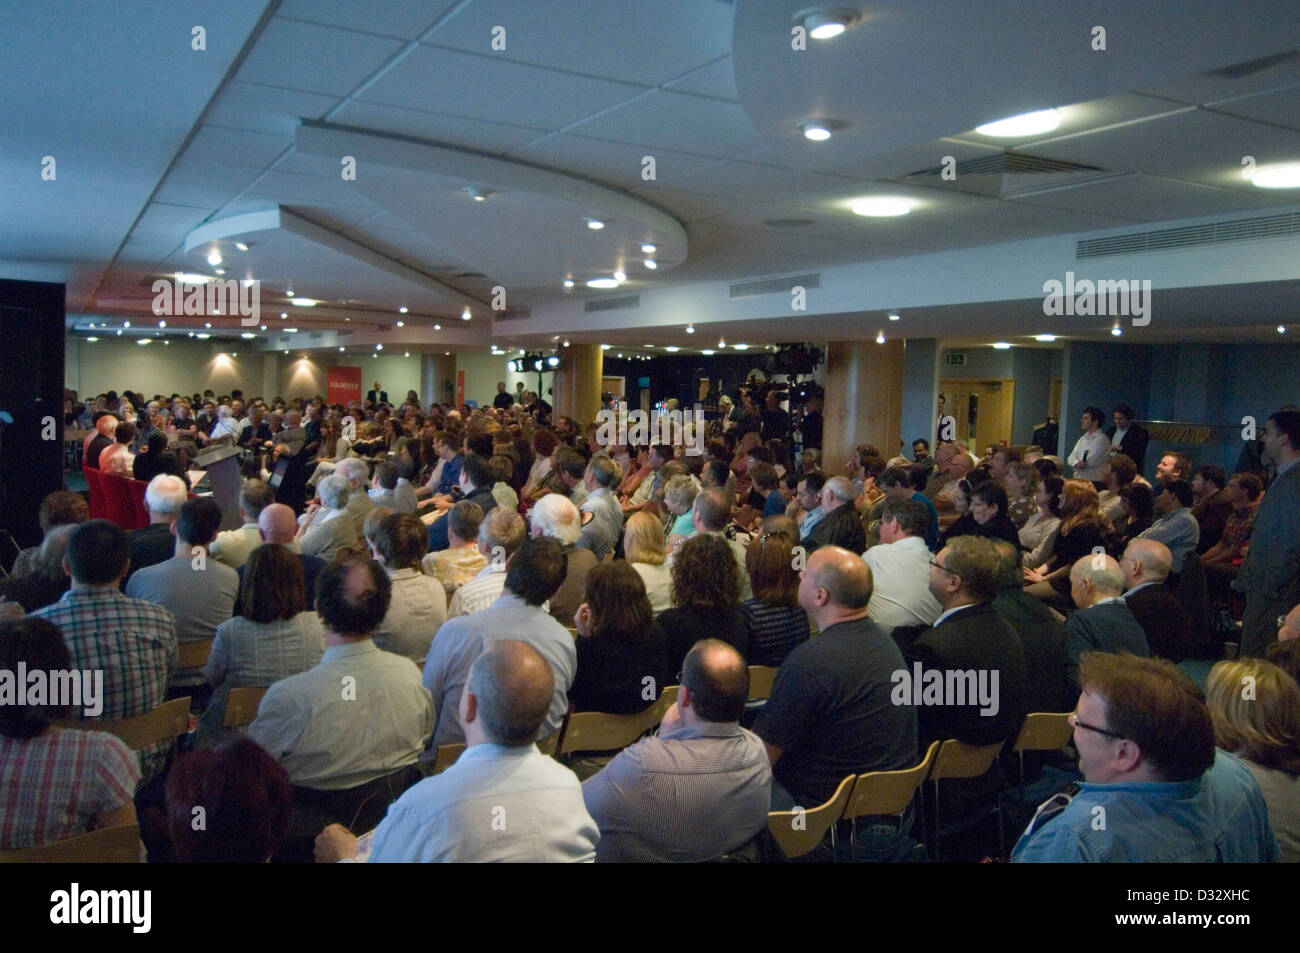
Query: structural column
555 343 603 424
822 339 905 475
422 353 456 408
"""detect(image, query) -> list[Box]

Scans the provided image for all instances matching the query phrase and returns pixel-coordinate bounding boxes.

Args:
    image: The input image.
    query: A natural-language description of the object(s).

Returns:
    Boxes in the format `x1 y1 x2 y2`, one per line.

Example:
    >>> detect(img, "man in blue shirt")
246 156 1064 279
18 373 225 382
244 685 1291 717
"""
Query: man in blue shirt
1013 652 1278 863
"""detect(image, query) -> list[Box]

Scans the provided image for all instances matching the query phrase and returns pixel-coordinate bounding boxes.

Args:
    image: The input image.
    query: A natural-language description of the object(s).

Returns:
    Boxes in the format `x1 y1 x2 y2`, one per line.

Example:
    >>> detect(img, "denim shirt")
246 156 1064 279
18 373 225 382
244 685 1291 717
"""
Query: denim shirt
1012 750 1280 863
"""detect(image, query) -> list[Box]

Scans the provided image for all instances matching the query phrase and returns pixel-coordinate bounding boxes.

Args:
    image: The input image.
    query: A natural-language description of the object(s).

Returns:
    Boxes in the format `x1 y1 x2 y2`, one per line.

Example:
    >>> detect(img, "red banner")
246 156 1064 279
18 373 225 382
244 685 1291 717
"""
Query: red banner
456 370 465 407
328 366 362 405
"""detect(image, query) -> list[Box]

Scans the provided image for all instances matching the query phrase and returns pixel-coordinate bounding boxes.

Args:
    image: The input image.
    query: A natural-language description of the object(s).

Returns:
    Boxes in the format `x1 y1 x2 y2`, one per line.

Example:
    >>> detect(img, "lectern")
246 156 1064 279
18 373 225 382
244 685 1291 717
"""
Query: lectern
193 443 244 531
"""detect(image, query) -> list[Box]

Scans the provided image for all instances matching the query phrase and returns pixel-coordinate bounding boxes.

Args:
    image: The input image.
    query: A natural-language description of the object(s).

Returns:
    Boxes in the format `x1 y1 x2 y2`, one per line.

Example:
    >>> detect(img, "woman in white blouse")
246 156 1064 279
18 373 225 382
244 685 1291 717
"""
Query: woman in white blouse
1019 475 1062 570
623 511 672 613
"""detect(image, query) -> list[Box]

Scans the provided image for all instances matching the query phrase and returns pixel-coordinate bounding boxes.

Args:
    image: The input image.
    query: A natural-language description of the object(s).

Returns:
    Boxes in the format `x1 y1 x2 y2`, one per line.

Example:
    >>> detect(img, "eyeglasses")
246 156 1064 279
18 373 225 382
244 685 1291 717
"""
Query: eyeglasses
929 557 960 577
1068 711 1126 740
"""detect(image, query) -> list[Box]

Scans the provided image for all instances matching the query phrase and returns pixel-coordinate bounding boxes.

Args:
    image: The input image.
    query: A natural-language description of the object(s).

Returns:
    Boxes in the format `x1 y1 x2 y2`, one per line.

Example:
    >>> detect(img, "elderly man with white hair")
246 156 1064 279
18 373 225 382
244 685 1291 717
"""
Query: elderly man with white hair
127 473 190 578
803 476 866 555
296 473 360 561
209 404 241 442
530 493 595 626
333 457 374 536
1064 553 1151 694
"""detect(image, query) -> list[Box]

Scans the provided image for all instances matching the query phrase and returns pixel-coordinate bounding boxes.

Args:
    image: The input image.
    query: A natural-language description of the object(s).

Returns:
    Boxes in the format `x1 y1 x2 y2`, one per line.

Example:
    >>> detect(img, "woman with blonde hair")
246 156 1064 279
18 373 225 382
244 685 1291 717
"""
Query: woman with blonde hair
1207 658 1300 862
1024 478 1111 606
623 511 672 612
663 475 698 552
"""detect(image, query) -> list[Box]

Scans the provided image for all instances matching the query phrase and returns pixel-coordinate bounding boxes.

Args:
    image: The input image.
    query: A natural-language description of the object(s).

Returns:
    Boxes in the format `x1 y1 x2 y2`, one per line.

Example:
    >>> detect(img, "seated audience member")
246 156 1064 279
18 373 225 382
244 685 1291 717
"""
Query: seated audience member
317 640 599 862
1115 481 1155 544
936 476 978 543
1201 472 1263 599
739 529 811 667
864 498 942 636
652 533 748 680
84 411 118 469
990 540 1067 714
367 513 446 664
570 562 666 713
1268 638 1300 687
901 535 1027 748
0 524 75 614
550 448 589 506
1120 538 1193 662
1154 451 1192 490
33 520 177 784
127 497 239 688
249 560 432 808
677 488 752 599
368 460 418 515
203 544 325 737
1019 474 1062 570
1012 653 1278 862
748 462 785 519
804 476 866 555
623 510 672 613
210 480 275 569
1064 555 1151 695
133 430 189 487
427 453 496 553
332 458 375 538
0 617 141 850
583 640 771 862
488 454 521 512
238 503 327 611
577 456 624 560
128 474 190 578
423 538 575 749
754 547 918 820
98 421 137 478
1206 658 1300 863
1024 479 1112 610
879 467 940 551
295 473 360 562
446 507 527 618
793 471 826 541
530 493 596 627
421 500 486 595
663 475 699 552
8 490 89 579
966 480 1022 548
1137 479 1199 576
1001 457 1037 529
1191 465 1233 554
1098 453 1142 525
165 736 292 863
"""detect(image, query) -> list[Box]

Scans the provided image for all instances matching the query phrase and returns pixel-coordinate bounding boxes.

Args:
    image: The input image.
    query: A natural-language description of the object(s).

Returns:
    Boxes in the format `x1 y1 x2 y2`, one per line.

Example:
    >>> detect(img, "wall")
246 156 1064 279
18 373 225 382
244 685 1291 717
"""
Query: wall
901 338 939 451
938 345 1060 445
453 351 532 408
66 337 270 399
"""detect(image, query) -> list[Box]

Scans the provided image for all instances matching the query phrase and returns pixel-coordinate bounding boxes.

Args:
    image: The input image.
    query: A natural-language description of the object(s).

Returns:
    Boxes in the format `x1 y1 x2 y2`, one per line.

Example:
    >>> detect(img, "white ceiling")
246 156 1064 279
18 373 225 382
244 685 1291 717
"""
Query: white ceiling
1 0 1298 353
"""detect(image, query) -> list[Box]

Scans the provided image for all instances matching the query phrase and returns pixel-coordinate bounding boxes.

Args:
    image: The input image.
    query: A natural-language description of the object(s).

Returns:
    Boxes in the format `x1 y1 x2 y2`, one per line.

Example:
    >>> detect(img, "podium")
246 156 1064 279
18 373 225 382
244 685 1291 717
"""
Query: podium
193 443 245 531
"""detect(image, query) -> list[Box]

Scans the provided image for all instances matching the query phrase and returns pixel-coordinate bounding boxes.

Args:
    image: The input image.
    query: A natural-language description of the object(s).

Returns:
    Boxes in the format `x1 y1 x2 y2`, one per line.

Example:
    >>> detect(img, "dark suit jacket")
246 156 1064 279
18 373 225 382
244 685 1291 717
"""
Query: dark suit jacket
126 523 175 579
133 450 189 488
1105 423 1150 474
805 504 866 555
993 587 1067 713
1064 600 1150 693
1124 583 1192 663
427 483 497 552
904 602 1028 748
366 390 388 405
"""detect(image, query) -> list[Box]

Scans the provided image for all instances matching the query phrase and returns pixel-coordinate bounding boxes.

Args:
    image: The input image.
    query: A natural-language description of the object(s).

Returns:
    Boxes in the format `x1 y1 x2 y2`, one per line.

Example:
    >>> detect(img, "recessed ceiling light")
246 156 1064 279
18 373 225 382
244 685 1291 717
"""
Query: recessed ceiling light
188 332 194 338
1251 163 1300 189
376 344 383 350
685 325 695 334
718 338 726 348
197 333 210 339
116 330 122 335
562 278 575 289
601 344 611 350
204 322 210 328
1278 325 1287 334
975 108 1061 138
174 273 213 284
701 349 714 355
888 312 900 322
461 308 472 321
799 8 859 39
280 312 287 318
434 323 442 330
1111 326 1123 337
613 270 627 282
291 298 317 307
734 343 749 350
137 338 151 345
875 331 886 344
404 351 410 357
240 332 255 339
665 346 680 352
86 336 98 342
157 320 166 328
396 320 405 327
801 122 832 141
260 325 266 330
563 340 570 347
231 351 236 357
207 251 222 266
399 306 408 314
587 278 620 289
284 328 298 333
852 197 912 217
1034 334 1058 342
992 342 1012 349
641 243 656 254
234 241 249 252
123 321 130 328
214 268 225 275
339 346 345 352
586 218 605 230
643 259 657 270
286 288 294 296
617 353 623 358
241 278 254 288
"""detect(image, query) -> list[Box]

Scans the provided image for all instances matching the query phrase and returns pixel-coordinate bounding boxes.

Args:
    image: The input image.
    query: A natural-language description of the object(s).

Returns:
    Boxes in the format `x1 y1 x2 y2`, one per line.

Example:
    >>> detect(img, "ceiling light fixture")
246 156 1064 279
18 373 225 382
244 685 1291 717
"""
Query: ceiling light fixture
563 340 570 347
718 338 726 348
1111 326 1123 337
158 320 166 328
992 342 1012 349
888 312 900 322
399 306 408 314
665 346 680 352
286 288 294 297
240 332 255 339
685 325 695 334
601 344 611 350
434 323 442 330
562 278 575 289
291 298 317 307
587 278 619 289
641 243 656 254
1034 334 1058 342
801 121 832 141
214 268 226 275
798 8 859 40
852 197 913 217
1278 325 1288 334
613 269 627 282
123 321 130 328
461 308 472 321
207 251 222 266
1251 163 1300 189
234 241 249 252
284 328 298 333
734 343 749 350
875 331 886 344
396 320 405 327
585 218 605 230
280 312 287 318
701 349 714 355
86 336 98 342
643 259 657 270
975 108 1061 138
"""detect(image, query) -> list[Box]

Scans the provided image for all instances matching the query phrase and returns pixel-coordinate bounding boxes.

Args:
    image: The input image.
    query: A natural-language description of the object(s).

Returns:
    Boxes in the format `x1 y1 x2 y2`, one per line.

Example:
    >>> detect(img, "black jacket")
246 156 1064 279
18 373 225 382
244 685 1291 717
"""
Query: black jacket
993 588 1066 713
1105 423 1150 474
1125 583 1192 663
805 504 866 555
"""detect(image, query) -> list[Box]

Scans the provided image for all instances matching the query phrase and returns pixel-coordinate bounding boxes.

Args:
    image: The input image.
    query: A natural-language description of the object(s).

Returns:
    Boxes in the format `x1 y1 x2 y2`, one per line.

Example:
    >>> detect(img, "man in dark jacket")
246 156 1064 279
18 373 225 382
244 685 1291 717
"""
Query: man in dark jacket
990 540 1066 713
1121 538 1193 663
1064 554 1150 695
804 476 866 555
1105 403 1150 475
427 453 496 553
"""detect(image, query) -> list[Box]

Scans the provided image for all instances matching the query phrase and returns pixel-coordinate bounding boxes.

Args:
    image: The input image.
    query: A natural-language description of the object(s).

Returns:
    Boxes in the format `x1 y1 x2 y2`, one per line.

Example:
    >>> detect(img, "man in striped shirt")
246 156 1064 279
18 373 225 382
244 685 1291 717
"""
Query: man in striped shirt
33 520 177 785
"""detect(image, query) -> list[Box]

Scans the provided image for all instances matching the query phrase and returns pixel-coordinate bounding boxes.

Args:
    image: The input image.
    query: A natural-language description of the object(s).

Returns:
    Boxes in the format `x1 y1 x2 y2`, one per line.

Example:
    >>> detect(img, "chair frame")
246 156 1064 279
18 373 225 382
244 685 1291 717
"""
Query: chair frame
923 737 1006 862
0 823 143 863
765 774 855 860
843 741 939 850
222 685 269 729
55 696 191 751
554 690 673 757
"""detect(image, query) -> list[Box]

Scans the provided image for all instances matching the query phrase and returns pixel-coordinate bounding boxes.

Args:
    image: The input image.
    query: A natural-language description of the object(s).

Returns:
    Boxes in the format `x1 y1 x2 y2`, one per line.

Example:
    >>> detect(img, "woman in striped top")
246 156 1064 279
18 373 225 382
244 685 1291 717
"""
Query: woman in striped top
739 530 811 667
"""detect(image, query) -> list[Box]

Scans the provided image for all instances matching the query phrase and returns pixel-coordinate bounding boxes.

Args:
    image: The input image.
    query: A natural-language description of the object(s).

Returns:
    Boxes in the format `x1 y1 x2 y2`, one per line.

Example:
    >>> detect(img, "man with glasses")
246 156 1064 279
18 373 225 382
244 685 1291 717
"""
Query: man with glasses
1012 653 1277 862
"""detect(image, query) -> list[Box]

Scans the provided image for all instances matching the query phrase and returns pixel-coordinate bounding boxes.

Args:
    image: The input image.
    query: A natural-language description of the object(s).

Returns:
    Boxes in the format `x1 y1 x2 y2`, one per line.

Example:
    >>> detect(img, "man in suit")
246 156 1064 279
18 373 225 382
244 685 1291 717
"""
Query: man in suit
1064 554 1150 695
427 453 497 553
1235 409 1300 658
1120 538 1192 663
804 476 866 555
990 540 1066 714
1106 403 1150 475
900 535 1027 748
366 381 389 405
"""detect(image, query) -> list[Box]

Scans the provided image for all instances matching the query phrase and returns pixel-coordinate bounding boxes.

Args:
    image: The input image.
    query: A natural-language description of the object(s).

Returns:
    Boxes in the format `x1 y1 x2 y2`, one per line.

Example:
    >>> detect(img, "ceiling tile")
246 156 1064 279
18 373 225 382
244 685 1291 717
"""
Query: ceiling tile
236 18 406 96
329 99 549 153
1207 82 1300 130
188 125 294 169
277 0 460 39
508 134 724 188
566 90 765 158
205 81 341 136
1003 174 1292 221
664 56 739 101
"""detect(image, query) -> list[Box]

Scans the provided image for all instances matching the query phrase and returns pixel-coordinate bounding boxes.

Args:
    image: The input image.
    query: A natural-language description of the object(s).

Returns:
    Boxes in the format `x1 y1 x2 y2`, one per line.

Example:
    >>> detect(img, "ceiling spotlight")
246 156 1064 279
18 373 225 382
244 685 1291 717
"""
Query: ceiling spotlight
240 332 255 339
665 346 680 352
461 308 472 321
601 344 611 350
1033 334 1058 342
434 323 442 330
463 186 495 202
188 332 194 338
1111 326 1123 337
204 322 211 328
547 355 560 368
280 312 287 318
852 197 913 217
587 278 620 289
234 241 249 252
801 122 832 142
992 342 1012 349
286 288 294 296
563 340 570 347
643 259 658 270
975 108 1061 138
157 320 166 328
798 8 858 39
230 351 236 357
685 325 695 334
123 321 130 328
888 312 900 322
214 268 226 275
733 343 749 350
117 329 123 335
613 269 627 282
718 338 726 348
404 352 410 358
701 349 714 355
241 278 255 288
396 320 405 327
284 328 298 333
1278 325 1288 334
339 346 345 352
876 331 886 344
617 353 623 359
399 306 408 314
86 336 98 342
376 343 383 350
207 251 222 266
137 338 151 345
585 218 605 230
291 298 317 307
260 325 266 330
641 243 656 254
196 333 210 340
1251 163 1300 189
562 278 575 289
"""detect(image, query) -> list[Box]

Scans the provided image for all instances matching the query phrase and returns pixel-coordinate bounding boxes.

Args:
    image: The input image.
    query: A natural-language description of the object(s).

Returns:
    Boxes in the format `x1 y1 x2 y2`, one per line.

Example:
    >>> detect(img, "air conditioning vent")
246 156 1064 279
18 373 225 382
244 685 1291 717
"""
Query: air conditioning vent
1203 49 1297 79
729 274 820 299
493 309 532 321
1077 212 1300 259
584 295 640 313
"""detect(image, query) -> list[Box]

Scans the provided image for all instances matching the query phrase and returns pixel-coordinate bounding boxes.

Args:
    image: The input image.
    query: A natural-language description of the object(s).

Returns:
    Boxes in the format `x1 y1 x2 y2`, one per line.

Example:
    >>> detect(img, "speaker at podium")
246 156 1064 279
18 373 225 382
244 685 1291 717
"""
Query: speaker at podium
192 443 245 531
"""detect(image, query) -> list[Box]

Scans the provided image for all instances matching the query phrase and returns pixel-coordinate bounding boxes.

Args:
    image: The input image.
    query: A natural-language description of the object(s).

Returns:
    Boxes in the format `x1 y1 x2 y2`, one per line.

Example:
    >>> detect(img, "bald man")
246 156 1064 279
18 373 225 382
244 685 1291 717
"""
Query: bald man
1065 553 1150 694
754 547 918 840
233 503 327 613
317 640 598 863
1121 538 1193 662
